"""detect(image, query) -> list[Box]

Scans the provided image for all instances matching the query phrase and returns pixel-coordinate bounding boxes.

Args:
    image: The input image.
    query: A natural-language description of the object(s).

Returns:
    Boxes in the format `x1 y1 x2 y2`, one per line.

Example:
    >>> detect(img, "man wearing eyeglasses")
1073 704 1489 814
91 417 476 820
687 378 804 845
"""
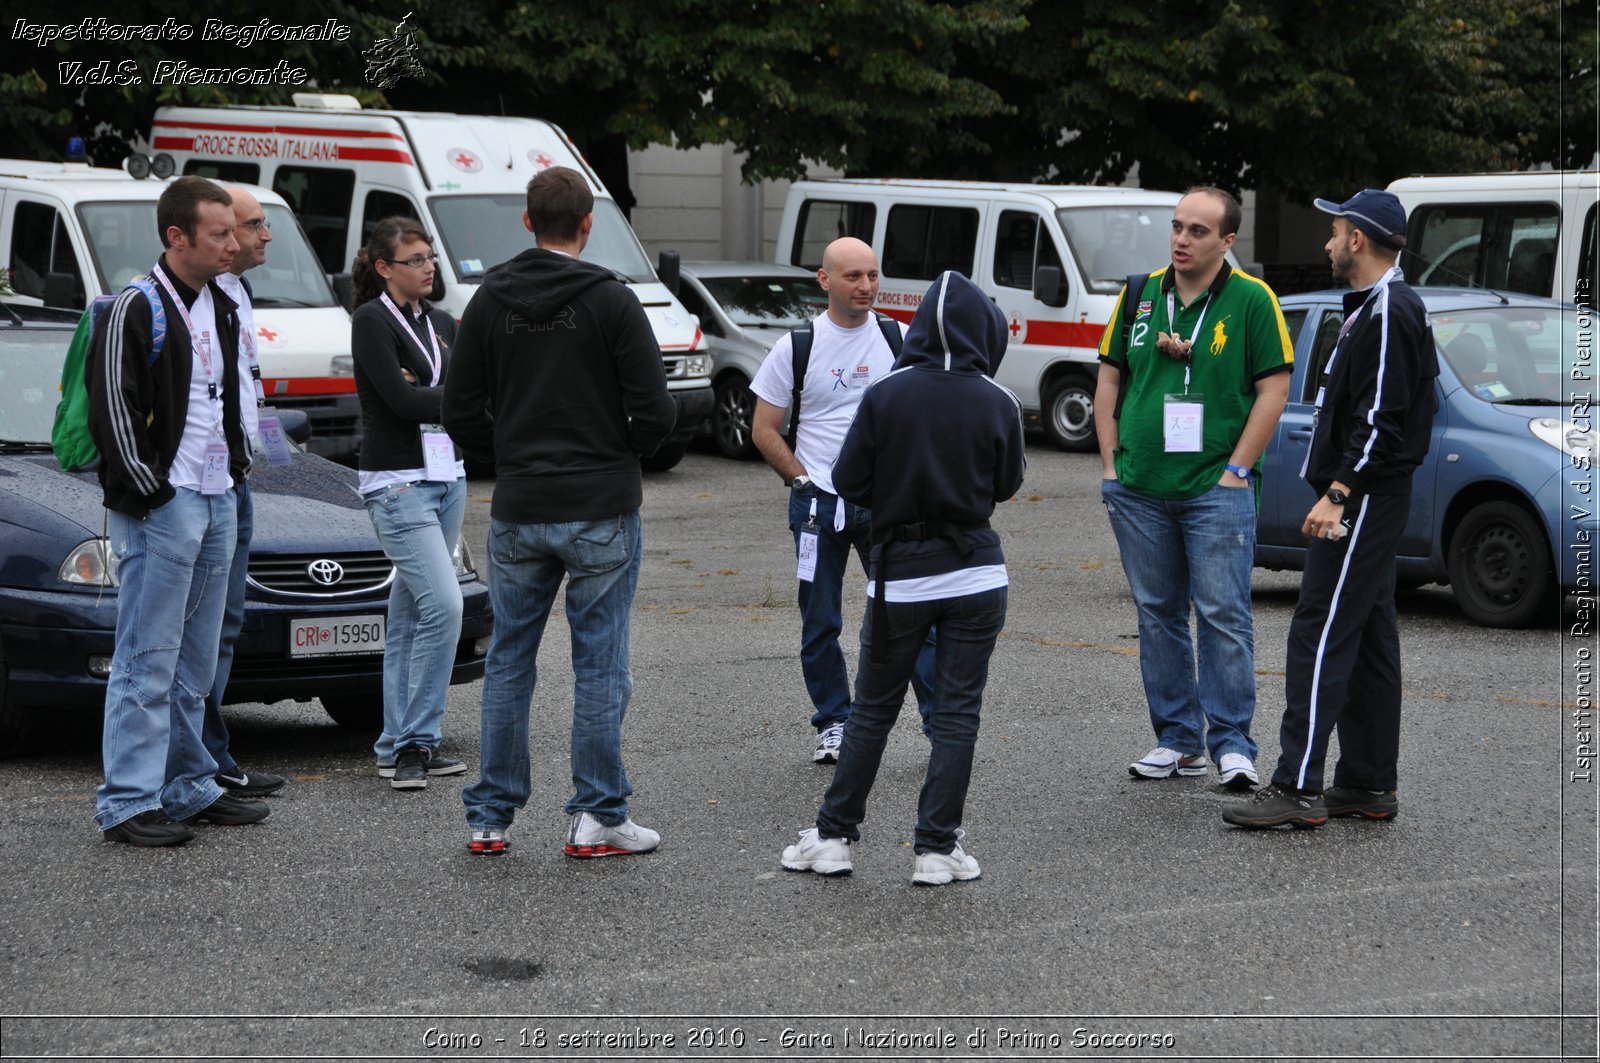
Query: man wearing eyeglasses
201 186 287 802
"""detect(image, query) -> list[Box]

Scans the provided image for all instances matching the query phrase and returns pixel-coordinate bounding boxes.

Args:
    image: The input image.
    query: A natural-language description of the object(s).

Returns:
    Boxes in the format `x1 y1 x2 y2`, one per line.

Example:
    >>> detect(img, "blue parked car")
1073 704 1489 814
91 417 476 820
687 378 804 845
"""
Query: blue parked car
0 306 492 747
1256 287 1596 627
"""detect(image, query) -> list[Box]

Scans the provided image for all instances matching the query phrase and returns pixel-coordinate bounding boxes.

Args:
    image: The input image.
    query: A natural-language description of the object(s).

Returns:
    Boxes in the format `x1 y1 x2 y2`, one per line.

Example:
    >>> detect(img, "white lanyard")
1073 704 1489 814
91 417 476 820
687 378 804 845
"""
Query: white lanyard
1320 265 1401 384
152 263 218 405
1166 288 1212 394
380 292 442 386
238 310 264 406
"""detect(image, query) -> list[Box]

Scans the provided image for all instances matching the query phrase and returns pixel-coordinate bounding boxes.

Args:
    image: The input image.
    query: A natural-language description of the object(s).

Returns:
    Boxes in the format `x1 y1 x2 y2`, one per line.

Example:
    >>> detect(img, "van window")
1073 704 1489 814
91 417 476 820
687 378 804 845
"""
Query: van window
883 205 978 280
1579 203 1597 304
271 166 355 275
1409 203 1559 295
182 160 260 184
430 196 653 283
8 201 86 307
362 190 421 244
1057 205 1174 294
992 211 1066 298
791 200 876 271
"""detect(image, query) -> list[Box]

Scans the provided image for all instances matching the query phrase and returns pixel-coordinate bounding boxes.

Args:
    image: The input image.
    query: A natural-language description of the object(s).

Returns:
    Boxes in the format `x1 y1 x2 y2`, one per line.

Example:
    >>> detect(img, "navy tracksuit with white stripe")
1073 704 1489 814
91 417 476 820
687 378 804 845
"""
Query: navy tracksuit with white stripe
1273 267 1438 794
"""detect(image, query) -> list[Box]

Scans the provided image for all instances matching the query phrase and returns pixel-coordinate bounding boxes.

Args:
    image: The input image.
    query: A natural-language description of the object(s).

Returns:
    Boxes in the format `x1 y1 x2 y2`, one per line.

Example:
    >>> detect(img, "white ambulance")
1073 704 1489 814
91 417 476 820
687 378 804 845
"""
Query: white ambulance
149 96 713 469
776 179 1200 451
1386 169 1599 304
0 158 356 458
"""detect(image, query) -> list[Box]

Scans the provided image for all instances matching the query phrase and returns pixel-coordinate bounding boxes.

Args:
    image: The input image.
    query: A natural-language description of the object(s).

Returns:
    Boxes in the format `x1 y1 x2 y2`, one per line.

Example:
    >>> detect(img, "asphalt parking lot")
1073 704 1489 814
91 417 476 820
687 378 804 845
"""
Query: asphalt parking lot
2 444 1595 1061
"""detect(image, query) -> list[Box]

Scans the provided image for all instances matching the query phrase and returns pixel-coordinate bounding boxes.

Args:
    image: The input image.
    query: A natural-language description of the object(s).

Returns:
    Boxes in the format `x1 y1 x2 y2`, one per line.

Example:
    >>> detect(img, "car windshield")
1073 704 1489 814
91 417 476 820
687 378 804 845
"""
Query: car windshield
429 196 654 283
697 274 825 328
0 327 71 445
1057 205 1177 293
1430 305 1573 405
77 202 338 309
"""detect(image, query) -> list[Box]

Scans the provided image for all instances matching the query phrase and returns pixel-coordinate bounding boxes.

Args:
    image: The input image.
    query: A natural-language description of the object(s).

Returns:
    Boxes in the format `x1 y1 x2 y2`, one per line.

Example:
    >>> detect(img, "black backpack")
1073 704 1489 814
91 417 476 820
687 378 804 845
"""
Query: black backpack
1112 272 1151 421
784 313 903 450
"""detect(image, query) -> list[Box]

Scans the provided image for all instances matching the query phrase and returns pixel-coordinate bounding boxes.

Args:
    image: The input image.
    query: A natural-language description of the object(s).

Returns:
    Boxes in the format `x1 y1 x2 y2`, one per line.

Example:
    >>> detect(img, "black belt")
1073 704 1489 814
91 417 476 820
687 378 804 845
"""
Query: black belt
866 520 990 665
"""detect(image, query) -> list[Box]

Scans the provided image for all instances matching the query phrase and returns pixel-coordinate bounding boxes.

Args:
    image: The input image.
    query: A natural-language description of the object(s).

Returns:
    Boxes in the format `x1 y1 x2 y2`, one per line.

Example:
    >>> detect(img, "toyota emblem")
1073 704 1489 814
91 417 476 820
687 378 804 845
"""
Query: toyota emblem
307 559 345 586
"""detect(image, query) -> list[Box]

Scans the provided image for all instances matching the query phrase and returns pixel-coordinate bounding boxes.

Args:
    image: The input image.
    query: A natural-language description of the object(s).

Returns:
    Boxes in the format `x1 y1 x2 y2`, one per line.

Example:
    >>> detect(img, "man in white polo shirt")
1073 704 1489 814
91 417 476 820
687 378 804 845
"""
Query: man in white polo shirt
750 237 933 764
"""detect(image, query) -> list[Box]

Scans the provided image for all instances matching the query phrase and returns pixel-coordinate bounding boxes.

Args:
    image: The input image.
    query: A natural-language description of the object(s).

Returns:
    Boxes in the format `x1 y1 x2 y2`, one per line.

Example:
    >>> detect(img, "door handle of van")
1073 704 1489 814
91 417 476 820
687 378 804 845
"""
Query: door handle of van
1288 428 1313 441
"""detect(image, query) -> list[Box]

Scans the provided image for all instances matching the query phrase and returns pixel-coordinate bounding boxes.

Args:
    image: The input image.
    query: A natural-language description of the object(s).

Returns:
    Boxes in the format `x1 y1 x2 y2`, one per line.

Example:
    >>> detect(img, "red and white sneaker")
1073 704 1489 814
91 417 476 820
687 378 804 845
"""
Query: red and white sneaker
564 812 660 858
468 828 509 856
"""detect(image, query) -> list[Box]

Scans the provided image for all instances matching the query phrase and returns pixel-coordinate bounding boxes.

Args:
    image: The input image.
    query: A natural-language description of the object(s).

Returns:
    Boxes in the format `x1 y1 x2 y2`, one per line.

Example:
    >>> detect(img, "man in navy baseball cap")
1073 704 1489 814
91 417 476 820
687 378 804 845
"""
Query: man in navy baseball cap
1312 189 1408 251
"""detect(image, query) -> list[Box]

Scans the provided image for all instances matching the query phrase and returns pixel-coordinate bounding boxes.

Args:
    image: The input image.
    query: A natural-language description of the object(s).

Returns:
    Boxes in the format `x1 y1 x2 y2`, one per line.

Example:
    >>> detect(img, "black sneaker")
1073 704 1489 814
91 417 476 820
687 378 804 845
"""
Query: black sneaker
424 752 467 777
1221 785 1328 830
215 767 286 798
103 810 194 847
391 747 428 790
183 793 270 826
1324 786 1399 820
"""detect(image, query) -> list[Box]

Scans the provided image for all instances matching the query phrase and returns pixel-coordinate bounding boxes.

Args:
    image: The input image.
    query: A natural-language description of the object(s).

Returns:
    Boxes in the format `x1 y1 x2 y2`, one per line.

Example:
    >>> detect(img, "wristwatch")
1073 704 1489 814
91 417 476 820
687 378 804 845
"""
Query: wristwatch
790 474 812 489
1325 487 1349 505
1224 463 1253 481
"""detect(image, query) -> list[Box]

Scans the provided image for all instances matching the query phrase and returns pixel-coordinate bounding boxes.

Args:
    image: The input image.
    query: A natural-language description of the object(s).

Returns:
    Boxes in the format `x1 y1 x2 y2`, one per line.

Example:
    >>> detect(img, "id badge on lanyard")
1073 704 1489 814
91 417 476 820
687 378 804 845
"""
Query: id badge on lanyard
200 440 231 495
257 410 294 466
420 423 459 482
796 498 820 582
1161 289 1208 453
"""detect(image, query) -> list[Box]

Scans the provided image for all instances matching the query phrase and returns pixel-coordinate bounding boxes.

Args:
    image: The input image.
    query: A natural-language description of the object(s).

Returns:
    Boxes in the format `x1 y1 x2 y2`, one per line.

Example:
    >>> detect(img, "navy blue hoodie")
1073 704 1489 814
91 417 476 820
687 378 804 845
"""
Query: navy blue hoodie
833 271 1027 588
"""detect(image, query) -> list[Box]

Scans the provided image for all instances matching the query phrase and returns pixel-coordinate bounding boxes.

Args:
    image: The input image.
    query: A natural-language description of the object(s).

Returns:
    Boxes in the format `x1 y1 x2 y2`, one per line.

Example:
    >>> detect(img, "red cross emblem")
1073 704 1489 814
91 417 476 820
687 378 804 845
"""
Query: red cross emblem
447 148 483 173
257 326 278 343
534 152 553 167
1007 312 1027 343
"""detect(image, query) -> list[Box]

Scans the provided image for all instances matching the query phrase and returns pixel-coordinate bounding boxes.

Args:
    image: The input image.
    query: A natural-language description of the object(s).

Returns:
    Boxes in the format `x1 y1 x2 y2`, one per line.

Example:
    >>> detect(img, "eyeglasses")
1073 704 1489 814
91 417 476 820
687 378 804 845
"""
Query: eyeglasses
388 253 439 269
239 218 271 233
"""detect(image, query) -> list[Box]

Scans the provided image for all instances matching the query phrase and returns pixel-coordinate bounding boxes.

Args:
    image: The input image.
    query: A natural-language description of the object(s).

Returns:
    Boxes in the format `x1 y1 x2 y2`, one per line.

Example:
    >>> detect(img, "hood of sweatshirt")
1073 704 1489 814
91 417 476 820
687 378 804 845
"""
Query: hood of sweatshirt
479 246 616 320
897 270 1008 376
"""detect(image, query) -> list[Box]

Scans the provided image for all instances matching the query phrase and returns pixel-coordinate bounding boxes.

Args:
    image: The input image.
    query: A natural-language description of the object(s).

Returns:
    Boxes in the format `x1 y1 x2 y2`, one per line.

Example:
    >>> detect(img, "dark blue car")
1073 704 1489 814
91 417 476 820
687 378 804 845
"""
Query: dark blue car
0 307 492 746
1256 287 1596 627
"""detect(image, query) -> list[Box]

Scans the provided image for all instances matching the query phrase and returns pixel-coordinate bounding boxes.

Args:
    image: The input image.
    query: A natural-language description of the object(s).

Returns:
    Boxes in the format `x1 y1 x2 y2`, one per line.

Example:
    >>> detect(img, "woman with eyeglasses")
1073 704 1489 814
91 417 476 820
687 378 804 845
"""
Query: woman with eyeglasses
350 216 468 791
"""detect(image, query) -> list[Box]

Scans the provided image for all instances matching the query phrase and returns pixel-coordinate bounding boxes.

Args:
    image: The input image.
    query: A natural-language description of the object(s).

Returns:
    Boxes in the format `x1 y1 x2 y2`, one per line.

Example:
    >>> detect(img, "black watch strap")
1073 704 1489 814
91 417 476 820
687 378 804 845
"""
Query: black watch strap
1326 488 1348 505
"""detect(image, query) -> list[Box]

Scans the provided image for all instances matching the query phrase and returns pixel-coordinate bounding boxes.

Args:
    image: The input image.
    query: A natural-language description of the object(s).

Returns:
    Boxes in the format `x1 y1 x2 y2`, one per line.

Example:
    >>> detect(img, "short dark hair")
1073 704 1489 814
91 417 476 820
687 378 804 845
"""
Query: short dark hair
157 176 232 249
1184 186 1242 238
526 166 594 243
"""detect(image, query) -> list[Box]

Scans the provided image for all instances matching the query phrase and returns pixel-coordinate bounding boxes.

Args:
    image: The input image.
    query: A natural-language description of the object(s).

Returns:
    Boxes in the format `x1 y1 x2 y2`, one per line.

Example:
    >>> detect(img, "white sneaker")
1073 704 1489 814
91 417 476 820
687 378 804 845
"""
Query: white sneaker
912 842 982 886
780 827 853 876
1218 752 1261 790
563 812 660 858
813 723 845 764
1129 746 1208 779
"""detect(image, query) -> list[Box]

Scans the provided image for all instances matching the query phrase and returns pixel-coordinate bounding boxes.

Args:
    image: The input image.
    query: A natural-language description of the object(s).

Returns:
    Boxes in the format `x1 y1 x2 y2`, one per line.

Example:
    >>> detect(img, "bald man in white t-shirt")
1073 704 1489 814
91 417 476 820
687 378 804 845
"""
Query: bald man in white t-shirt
751 238 934 765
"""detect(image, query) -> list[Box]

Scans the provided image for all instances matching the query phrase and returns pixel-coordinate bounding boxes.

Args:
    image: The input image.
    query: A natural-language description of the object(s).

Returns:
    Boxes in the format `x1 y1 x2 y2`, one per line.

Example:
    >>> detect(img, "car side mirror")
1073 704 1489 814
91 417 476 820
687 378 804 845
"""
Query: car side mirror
1032 265 1066 308
275 407 312 445
44 272 82 310
330 272 355 312
657 250 681 296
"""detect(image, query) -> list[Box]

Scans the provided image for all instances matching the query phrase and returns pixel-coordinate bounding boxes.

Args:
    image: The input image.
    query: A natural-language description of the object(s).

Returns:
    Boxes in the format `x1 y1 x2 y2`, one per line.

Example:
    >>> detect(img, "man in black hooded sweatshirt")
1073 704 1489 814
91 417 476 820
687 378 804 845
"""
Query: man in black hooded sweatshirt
779 270 1026 886
443 166 676 859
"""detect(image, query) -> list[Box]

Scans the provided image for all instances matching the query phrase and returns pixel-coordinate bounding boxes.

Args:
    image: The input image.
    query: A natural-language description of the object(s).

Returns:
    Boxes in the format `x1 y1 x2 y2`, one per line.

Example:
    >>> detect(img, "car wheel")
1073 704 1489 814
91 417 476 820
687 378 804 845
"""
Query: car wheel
640 438 689 473
1042 372 1097 452
1446 500 1557 627
320 694 383 731
0 641 31 752
712 375 760 460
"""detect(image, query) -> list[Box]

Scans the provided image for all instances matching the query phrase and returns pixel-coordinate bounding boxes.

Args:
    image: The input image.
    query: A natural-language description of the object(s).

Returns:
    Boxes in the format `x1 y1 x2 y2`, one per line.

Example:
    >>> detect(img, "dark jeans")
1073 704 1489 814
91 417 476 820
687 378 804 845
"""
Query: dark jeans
816 586 1007 855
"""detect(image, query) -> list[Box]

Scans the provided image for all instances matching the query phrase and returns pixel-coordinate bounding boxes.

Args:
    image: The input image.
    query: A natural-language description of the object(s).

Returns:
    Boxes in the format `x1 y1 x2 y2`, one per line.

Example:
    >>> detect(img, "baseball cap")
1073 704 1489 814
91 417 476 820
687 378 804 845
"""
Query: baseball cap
1313 189 1407 250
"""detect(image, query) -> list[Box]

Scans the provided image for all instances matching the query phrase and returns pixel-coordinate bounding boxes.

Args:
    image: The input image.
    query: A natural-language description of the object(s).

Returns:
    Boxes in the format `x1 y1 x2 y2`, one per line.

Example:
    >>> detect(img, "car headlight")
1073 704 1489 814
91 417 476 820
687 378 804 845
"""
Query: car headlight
330 354 353 377
684 354 712 377
453 538 475 579
60 538 119 587
1529 417 1597 466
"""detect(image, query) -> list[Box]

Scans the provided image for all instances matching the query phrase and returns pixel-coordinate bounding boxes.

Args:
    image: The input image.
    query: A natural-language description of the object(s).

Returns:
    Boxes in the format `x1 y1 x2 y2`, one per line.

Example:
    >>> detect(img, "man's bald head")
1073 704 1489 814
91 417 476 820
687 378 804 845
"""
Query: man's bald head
818 237 881 327
223 185 270 275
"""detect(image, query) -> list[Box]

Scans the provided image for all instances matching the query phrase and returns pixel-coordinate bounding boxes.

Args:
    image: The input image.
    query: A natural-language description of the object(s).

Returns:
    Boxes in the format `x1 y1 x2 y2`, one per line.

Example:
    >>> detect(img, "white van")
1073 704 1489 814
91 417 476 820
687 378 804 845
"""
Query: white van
1387 170 1599 304
150 97 713 469
776 179 1208 450
0 158 357 458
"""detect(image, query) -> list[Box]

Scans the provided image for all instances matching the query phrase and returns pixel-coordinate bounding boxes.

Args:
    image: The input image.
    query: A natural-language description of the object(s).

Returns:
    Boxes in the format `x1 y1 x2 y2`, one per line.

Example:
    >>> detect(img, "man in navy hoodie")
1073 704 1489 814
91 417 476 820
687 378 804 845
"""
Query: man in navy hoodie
779 270 1026 885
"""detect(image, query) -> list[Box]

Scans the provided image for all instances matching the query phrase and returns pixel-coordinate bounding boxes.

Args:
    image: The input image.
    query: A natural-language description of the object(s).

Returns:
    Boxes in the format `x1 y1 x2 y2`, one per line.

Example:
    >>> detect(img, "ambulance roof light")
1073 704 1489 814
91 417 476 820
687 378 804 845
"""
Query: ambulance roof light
292 93 362 110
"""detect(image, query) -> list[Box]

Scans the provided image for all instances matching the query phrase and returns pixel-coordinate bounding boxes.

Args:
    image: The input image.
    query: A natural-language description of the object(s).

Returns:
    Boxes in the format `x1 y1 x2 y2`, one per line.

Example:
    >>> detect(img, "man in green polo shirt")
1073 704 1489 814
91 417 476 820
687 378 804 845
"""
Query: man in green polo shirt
1093 186 1293 791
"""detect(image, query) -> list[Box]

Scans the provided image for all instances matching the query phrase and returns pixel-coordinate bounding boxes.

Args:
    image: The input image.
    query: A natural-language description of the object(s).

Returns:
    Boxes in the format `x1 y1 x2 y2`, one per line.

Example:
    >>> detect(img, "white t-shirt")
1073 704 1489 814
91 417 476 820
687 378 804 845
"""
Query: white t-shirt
215 272 260 446
749 313 904 496
167 285 231 494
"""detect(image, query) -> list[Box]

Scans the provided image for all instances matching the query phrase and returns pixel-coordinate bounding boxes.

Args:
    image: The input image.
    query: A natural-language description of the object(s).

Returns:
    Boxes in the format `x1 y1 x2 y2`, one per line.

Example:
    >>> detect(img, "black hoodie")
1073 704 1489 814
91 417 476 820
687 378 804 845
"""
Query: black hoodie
442 247 676 522
833 270 1027 587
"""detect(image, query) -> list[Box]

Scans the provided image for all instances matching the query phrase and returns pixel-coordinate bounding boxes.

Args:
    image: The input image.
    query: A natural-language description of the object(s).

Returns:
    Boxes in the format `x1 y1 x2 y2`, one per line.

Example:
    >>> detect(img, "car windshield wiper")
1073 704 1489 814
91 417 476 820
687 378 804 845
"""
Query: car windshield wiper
250 297 315 308
1494 397 1564 406
0 438 52 452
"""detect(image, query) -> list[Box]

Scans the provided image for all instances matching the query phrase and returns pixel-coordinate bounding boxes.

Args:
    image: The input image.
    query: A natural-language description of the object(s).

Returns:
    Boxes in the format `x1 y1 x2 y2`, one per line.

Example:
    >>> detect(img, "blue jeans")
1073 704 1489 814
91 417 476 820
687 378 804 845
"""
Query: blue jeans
203 481 252 774
364 479 467 759
1101 479 1259 762
817 586 1007 855
463 510 642 831
788 483 934 730
95 488 235 830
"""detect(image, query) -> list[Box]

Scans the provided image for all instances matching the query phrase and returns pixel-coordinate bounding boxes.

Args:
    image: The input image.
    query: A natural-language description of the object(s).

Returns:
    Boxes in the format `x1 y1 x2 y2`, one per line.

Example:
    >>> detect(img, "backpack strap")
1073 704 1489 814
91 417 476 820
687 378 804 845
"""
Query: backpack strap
1112 272 1150 421
874 312 903 359
125 276 167 365
783 324 814 452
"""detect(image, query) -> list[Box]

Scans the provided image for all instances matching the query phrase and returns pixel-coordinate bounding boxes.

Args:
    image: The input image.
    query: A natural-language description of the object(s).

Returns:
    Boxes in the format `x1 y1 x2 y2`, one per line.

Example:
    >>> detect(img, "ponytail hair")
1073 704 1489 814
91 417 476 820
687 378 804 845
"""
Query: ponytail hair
351 215 434 307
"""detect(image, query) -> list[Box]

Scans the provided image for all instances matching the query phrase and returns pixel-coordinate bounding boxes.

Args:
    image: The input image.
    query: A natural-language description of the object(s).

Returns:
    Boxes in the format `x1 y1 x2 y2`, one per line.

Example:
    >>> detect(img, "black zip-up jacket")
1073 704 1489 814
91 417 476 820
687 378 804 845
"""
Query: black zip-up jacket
351 296 460 473
441 247 676 522
86 255 247 518
1307 267 1438 496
